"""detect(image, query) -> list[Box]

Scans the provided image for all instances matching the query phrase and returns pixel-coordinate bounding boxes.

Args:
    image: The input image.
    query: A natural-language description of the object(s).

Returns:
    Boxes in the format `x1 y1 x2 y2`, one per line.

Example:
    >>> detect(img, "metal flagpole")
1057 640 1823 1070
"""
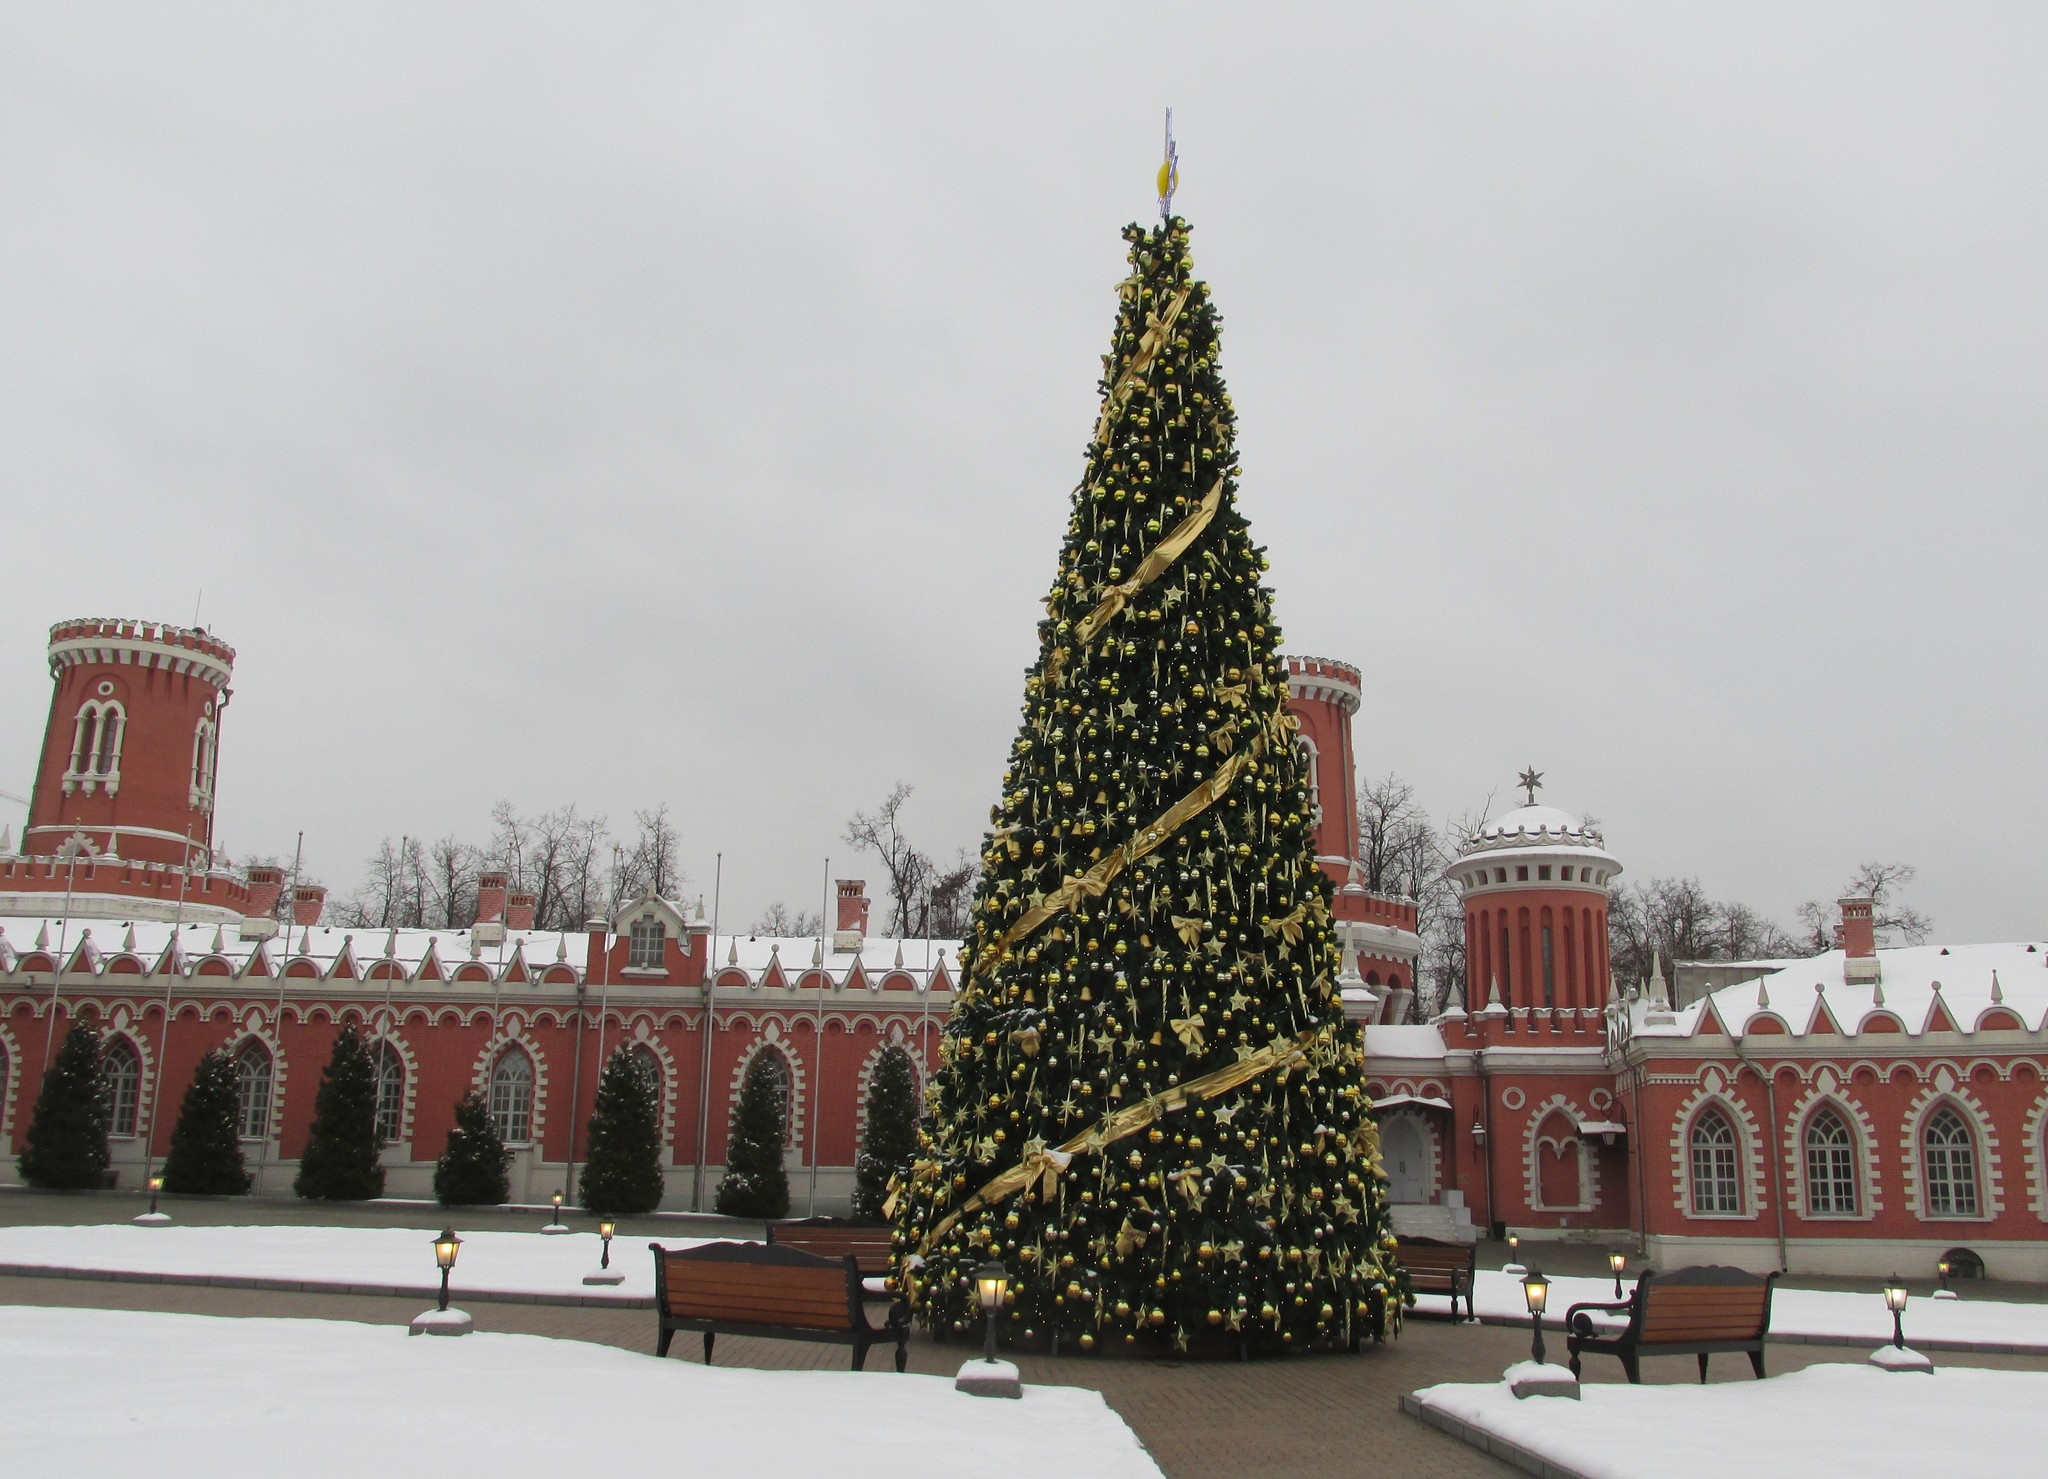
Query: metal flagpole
144 825 198 1185
692 852 721 1211
807 856 827 1216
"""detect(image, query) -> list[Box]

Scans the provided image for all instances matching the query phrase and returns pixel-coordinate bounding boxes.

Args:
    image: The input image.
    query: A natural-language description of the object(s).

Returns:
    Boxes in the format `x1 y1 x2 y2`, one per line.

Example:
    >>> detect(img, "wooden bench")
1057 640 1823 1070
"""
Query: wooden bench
1396 1236 1478 1321
1566 1265 1778 1383
650 1240 909 1372
766 1217 896 1276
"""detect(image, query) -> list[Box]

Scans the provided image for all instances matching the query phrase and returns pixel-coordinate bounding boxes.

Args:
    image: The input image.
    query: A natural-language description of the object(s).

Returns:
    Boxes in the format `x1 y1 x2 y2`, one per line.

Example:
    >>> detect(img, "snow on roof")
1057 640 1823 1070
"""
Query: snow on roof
713 933 960 989
1636 942 2048 1038
0 916 585 982
1361 1023 1449 1060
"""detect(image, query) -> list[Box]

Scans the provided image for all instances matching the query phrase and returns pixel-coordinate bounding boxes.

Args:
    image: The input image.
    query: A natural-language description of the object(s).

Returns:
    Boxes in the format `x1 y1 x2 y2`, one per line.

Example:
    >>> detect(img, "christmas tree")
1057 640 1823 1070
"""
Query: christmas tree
715 1053 790 1219
852 1047 918 1223
578 1046 665 1215
889 202 1403 1355
294 1024 386 1201
17 1022 111 1189
161 1047 251 1195
433 1090 511 1206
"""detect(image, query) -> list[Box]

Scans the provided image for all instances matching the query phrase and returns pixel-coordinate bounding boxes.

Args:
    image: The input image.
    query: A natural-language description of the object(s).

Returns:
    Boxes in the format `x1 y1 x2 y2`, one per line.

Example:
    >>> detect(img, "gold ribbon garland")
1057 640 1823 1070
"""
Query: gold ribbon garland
894 1020 1340 1245
1091 283 1193 448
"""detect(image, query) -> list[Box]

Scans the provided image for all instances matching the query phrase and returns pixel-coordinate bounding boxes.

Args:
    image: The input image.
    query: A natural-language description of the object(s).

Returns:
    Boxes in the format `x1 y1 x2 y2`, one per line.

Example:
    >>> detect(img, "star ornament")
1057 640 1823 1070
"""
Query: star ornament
1517 766 1544 806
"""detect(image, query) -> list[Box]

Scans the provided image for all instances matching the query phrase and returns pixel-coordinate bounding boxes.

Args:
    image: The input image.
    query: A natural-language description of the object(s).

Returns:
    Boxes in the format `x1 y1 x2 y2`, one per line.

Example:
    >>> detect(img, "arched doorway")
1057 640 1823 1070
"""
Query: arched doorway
1382 1115 1428 1204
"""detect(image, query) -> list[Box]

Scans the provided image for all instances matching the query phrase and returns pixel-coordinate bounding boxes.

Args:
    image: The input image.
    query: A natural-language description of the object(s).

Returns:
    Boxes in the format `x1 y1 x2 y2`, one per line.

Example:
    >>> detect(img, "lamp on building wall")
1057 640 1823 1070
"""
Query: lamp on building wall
1608 1251 1627 1300
1521 1268 1550 1366
1470 1119 1488 1146
1883 1275 1909 1349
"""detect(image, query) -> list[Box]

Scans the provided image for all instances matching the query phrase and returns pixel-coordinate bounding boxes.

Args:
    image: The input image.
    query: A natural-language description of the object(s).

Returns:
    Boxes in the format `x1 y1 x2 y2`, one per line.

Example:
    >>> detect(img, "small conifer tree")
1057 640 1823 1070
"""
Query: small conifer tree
161 1048 251 1196
17 1021 111 1189
851 1047 918 1223
294 1024 386 1201
434 1089 511 1206
579 1046 665 1215
715 1052 790 1219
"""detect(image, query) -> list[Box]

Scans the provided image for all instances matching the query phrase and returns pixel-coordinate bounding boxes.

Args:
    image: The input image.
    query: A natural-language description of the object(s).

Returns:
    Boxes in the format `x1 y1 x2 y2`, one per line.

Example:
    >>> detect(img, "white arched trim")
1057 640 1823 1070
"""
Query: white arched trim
730 1022 806 1154
1900 1078 2002 1222
1523 1092 1596 1213
1780 1077 1882 1222
1668 1078 1766 1222
623 1026 681 1156
472 1019 550 1148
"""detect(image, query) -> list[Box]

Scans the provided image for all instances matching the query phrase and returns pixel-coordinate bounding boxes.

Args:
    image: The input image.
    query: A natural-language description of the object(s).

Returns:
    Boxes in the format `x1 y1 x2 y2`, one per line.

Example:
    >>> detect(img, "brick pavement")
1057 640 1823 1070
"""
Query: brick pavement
15 1271 2048 1479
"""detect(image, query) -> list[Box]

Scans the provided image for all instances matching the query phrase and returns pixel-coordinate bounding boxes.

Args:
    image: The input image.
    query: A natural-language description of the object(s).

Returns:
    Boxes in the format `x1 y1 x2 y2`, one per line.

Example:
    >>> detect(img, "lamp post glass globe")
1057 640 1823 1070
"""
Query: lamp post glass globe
433 1229 463 1313
598 1218 617 1270
1522 1268 1550 1366
973 1260 1010 1364
1883 1275 1909 1348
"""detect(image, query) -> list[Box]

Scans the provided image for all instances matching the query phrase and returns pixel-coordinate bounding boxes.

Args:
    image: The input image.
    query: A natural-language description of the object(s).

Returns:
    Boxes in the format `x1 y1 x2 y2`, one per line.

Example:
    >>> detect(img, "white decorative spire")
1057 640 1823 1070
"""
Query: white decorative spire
1873 977 1885 1007
555 934 567 963
727 938 738 966
894 941 905 969
0 823 11 853
36 921 49 949
1756 979 1770 1009
211 925 225 953
1992 970 2004 1004
812 939 824 967
122 923 137 953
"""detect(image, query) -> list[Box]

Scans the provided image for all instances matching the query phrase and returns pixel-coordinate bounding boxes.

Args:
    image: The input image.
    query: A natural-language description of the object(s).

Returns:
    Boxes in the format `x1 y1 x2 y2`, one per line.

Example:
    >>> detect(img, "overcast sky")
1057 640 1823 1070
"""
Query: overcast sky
3 5 2044 943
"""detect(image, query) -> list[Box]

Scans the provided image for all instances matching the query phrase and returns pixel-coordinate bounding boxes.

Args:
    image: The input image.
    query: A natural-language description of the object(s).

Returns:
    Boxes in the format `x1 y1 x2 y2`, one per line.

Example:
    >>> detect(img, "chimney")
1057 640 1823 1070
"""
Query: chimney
833 879 870 953
240 864 284 940
1839 896 1880 985
506 890 537 932
291 883 327 927
474 870 507 946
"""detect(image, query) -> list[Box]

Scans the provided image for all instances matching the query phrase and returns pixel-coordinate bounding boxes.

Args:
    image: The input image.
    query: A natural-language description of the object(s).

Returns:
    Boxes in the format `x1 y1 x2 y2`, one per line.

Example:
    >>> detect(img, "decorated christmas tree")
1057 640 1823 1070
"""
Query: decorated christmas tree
295 1024 386 1201
852 1046 919 1223
161 1047 251 1195
890 180 1403 1355
17 1022 110 1190
579 1046 665 1215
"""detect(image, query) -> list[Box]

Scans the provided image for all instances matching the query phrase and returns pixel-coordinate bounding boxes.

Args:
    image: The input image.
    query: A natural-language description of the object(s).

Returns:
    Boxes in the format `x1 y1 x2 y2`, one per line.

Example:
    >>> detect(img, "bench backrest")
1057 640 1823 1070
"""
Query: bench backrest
1634 1266 1777 1343
766 1218 896 1276
1395 1237 1477 1281
652 1240 856 1333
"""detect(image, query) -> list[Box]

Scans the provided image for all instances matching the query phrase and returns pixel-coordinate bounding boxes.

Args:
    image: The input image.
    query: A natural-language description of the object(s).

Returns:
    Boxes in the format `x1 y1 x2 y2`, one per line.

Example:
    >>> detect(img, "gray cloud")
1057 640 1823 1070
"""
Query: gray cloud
2 4 2042 940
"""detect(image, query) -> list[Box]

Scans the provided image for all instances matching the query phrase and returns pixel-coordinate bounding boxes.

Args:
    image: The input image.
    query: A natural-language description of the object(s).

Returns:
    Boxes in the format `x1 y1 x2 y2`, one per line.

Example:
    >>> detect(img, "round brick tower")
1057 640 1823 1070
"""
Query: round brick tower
23 618 235 871
1449 780 1622 1018
1282 654 1361 882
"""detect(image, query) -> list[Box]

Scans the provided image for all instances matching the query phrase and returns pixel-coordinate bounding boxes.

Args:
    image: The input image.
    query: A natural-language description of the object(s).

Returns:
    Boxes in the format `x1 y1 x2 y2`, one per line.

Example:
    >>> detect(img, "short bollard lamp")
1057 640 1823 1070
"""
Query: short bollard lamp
1937 1258 1952 1293
1522 1267 1550 1366
974 1260 1010 1364
1883 1274 1909 1349
434 1229 463 1312
1503 1232 1523 1274
1609 1250 1627 1299
148 1174 164 1217
550 1191 565 1227
598 1218 617 1270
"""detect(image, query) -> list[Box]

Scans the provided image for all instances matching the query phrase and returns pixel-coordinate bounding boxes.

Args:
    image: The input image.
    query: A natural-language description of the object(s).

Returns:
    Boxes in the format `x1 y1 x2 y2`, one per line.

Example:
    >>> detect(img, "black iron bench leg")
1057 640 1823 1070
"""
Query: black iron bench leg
1748 1348 1766 1379
1568 1351 1581 1379
1622 1351 1641 1384
703 1331 716 1365
894 1336 907 1374
851 1339 869 1372
1697 1353 1709 1384
657 1324 674 1359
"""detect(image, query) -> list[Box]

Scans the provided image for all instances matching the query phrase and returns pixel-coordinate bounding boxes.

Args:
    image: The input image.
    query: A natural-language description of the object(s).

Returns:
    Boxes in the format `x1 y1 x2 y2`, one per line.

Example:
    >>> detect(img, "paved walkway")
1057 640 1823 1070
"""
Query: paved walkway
8 1190 2048 1478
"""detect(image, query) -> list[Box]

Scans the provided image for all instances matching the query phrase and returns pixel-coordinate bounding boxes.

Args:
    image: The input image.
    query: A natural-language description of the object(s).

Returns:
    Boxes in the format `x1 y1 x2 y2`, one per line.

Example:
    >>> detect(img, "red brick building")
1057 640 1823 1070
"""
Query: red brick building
3 616 2043 1284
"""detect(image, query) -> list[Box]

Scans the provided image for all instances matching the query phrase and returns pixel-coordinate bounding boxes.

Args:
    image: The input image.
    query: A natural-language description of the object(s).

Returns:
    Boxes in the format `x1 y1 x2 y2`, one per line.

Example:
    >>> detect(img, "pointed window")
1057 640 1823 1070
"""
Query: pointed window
490 1048 534 1144
1804 1109 1858 1215
191 718 217 808
374 1045 405 1145
236 1042 274 1140
1689 1108 1741 1215
1923 1106 1980 1217
103 1037 141 1137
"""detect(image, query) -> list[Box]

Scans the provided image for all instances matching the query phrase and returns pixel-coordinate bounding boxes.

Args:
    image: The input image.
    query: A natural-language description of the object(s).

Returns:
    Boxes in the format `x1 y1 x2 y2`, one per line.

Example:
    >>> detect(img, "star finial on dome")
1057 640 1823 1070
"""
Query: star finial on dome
1517 767 1544 806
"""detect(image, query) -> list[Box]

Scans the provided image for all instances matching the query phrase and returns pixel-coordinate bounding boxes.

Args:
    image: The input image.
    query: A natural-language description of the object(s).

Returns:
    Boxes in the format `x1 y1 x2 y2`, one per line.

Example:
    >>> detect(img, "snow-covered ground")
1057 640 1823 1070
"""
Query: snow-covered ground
1410 1362 2043 1479
0 1307 1161 1479
0 1224 712 1301
1410 1269 2048 1352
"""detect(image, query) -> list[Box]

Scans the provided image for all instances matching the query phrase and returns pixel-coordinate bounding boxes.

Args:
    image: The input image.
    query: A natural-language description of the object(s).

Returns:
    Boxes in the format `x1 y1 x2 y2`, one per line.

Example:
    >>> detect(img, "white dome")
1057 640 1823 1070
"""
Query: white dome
1479 804 1586 841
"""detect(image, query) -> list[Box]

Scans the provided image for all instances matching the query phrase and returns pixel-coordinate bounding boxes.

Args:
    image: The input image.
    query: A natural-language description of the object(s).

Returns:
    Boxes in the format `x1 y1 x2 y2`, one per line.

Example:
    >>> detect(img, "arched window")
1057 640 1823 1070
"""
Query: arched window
628 917 666 970
68 700 127 782
1689 1108 1741 1215
1297 736 1322 826
750 1049 792 1144
490 1048 534 1144
235 1043 273 1140
629 1044 663 1092
1804 1108 1857 1215
103 1037 141 1137
71 707 99 774
374 1045 405 1146
191 719 217 808
1923 1106 1980 1217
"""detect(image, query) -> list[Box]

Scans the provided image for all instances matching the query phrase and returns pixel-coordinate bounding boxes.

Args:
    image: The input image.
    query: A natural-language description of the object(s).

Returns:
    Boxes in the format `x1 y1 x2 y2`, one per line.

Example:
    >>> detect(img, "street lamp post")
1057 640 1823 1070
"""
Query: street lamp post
1609 1251 1628 1300
1883 1275 1909 1349
1522 1268 1550 1366
598 1218 616 1270
1504 1233 1523 1275
435 1229 463 1312
975 1260 1010 1365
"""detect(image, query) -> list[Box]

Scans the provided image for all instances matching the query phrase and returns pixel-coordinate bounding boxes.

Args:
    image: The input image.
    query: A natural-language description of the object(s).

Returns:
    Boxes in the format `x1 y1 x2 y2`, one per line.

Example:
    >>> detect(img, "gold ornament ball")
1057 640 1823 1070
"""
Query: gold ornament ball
1114 1300 1131 1319
1207 1309 1224 1325
1079 1333 1096 1352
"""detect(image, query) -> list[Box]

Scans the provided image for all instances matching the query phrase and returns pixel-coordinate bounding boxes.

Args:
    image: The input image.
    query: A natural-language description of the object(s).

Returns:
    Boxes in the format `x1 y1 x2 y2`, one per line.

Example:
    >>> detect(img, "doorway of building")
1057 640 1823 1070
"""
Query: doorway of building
1382 1115 1428 1204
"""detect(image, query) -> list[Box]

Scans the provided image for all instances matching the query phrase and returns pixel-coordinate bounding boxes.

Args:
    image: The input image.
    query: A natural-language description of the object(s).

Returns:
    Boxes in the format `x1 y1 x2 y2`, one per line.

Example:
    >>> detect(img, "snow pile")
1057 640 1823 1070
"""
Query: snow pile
1411 1362 2042 1478
0 1224 714 1302
0 1307 1161 1479
1409 1269 2048 1352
